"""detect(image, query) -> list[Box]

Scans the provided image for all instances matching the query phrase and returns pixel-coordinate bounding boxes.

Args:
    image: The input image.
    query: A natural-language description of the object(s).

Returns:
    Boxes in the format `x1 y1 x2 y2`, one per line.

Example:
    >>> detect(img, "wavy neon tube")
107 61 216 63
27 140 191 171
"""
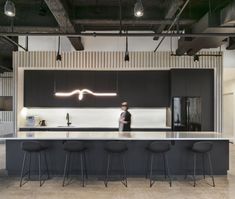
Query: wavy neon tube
55 89 117 101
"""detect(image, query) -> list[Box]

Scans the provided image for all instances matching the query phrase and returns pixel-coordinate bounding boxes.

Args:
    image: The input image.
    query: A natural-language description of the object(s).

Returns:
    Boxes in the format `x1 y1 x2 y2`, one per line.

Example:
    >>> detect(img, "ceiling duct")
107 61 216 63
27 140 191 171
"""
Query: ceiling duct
176 9 235 55
221 1 235 26
226 37 235 50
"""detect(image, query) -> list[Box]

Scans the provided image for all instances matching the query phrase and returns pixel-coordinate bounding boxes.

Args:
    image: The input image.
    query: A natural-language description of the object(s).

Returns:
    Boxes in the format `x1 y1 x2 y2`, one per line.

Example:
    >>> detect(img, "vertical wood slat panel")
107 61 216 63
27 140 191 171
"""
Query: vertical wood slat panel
0 72 13 122
14 51 219 70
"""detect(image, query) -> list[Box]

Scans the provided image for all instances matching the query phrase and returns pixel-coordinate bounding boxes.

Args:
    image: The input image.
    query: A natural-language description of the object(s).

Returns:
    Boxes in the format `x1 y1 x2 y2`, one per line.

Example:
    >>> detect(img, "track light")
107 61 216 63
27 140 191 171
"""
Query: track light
124 31 129 62
56 36 62 61
193 55 199 62
134 0 144 17
4 0 16 17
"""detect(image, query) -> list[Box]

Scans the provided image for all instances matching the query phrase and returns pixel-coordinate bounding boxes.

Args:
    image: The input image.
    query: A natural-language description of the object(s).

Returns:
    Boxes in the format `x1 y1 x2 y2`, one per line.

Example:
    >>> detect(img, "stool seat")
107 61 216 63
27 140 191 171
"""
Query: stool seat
147 142 171 153
63 141 87 152
104 141 128 153
191 142 213 153
21 141 45 152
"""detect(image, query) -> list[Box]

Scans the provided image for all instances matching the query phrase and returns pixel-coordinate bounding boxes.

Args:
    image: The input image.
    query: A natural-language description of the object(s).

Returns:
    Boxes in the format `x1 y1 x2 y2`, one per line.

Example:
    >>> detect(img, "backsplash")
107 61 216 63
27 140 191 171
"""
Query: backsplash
20 108 168 129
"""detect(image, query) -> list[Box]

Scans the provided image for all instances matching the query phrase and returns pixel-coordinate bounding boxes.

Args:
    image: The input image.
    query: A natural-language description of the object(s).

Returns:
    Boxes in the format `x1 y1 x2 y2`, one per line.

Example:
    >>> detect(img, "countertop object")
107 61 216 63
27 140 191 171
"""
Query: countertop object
3 131 233 140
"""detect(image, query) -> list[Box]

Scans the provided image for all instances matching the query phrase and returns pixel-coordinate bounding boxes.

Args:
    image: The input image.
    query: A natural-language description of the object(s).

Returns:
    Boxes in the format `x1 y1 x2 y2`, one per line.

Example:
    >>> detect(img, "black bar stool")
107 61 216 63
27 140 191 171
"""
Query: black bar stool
146 141 172 187
62 141 88 187
187 141 215 187
104 141 128 187
20 141 50 187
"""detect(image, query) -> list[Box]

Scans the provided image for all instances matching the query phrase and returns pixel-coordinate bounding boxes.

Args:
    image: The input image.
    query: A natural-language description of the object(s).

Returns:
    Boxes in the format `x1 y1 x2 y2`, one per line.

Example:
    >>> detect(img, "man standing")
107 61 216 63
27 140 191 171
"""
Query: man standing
119 102 131 131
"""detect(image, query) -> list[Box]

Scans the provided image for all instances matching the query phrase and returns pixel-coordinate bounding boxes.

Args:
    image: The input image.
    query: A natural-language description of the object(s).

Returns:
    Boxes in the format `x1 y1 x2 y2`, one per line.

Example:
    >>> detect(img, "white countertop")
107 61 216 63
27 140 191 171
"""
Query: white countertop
1 131 233 140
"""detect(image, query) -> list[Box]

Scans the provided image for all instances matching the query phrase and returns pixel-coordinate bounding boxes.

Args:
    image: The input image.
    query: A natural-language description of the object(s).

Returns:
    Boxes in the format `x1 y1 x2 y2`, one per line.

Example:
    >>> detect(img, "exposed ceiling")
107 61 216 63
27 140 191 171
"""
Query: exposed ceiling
0 0 234 72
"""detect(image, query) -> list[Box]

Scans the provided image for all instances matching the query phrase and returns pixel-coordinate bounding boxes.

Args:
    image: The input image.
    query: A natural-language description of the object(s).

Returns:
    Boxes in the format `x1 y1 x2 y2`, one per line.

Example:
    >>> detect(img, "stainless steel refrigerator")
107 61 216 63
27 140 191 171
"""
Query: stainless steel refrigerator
172 97 202 131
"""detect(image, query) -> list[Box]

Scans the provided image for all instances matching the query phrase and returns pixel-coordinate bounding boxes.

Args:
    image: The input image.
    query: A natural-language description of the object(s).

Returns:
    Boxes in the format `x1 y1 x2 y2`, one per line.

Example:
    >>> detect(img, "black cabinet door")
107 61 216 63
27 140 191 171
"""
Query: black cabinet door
118 71 170 107
170 69 214 131
24 70 55 107
24 70 170 108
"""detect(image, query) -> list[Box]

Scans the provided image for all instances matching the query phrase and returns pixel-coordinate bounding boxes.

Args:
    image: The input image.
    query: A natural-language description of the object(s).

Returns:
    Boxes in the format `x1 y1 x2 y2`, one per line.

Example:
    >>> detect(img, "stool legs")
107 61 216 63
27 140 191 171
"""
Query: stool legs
149 153 172 188
62 152 87 187
105 153 127 187
122 155 128 187
62 152 69 186
80 153 85 187
207 152 215 187
20 152 27 187
105 154 110 187
38 152 42 186
164 153 172 187
192 152 215 187
44 152 50 179
149 154 154 187
20 151 49 187
193 153 197 187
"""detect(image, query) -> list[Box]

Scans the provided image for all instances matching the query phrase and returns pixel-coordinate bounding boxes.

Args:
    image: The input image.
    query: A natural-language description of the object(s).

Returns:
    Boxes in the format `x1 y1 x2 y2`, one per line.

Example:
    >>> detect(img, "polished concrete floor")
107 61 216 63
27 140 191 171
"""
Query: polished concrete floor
0 143 234 199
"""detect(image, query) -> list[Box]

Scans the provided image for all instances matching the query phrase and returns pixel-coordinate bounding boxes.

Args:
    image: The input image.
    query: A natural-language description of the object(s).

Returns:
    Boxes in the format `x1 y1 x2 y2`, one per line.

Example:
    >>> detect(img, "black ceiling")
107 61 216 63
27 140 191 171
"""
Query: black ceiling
0 0 233 72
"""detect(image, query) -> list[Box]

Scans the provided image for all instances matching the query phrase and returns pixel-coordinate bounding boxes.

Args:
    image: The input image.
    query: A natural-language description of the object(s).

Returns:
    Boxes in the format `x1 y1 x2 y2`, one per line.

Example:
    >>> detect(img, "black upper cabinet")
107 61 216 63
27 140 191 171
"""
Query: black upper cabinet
24 70 170 108
24 70 55 107
170 69 214 131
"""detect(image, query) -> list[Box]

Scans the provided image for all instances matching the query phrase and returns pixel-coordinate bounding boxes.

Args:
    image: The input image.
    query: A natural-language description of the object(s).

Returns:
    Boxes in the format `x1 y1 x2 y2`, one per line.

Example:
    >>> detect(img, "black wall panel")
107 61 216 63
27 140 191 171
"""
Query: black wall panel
170 69 214 131
24 70 170 108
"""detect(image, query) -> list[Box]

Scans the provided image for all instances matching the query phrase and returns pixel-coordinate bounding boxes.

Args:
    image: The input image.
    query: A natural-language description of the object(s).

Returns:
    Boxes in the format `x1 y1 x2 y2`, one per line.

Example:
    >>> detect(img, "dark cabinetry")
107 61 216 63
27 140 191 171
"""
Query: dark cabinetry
24 70 170 108
170 69 214 131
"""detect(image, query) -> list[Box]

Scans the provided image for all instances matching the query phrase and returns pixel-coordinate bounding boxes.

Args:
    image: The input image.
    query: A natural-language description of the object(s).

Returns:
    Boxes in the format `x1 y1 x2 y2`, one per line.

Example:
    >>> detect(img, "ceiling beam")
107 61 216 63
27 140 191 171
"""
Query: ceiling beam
154 0 184 40
44 0 84 50
73 19 195 26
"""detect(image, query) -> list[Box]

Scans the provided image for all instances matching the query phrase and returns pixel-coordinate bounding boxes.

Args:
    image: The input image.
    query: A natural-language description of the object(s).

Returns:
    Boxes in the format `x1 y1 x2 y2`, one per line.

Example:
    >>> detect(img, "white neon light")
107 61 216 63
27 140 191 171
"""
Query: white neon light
55 89 117 101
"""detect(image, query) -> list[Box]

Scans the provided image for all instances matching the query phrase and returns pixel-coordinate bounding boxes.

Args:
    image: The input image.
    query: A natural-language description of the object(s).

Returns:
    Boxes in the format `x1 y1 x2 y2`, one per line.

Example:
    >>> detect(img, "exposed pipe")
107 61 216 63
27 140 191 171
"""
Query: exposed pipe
154 0 190 52
0 65 12 72
119 0 122 34
1 35 27 51
170 53 222 57
0 32 235 37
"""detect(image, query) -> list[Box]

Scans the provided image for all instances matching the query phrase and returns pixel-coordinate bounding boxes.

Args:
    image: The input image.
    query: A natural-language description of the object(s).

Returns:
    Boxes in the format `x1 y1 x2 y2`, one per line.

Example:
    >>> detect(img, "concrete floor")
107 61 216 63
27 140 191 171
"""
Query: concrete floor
0 143 234 199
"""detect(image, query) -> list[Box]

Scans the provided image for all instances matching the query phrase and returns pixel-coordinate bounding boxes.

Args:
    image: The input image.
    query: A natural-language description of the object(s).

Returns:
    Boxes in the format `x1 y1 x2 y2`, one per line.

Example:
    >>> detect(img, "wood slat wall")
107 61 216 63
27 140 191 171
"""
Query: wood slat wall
14 51 220 70
0 72 13 122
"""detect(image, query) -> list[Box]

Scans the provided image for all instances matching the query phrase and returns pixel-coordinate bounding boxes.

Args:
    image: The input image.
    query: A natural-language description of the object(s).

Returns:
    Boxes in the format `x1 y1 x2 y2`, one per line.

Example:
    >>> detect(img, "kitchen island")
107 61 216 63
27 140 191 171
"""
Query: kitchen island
4 131 232 176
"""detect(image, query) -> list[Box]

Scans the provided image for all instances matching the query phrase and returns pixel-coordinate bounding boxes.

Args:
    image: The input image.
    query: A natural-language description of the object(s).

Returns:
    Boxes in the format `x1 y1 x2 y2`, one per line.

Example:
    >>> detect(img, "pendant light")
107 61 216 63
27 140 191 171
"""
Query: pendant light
193 55 199 62
134 0 144 17
56 36 62 61
124 31 129 62
4 0 16 17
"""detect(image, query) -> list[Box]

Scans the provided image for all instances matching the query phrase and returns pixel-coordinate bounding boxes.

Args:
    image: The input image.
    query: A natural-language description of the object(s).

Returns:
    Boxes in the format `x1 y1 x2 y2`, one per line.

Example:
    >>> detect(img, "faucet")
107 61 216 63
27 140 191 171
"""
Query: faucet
66 113 72 127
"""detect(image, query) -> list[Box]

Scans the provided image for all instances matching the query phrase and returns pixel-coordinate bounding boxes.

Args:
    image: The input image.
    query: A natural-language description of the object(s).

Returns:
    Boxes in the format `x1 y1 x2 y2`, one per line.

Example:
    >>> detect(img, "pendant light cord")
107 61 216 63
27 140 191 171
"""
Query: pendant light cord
119 0 122 34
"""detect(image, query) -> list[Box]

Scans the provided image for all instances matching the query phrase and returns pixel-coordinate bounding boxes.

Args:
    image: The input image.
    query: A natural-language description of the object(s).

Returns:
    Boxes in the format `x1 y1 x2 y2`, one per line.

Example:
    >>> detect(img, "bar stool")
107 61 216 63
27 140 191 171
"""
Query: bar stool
104 141 128 187
20 141 50 187
187 141 215 187
62 141 88 187
146 141 172 187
